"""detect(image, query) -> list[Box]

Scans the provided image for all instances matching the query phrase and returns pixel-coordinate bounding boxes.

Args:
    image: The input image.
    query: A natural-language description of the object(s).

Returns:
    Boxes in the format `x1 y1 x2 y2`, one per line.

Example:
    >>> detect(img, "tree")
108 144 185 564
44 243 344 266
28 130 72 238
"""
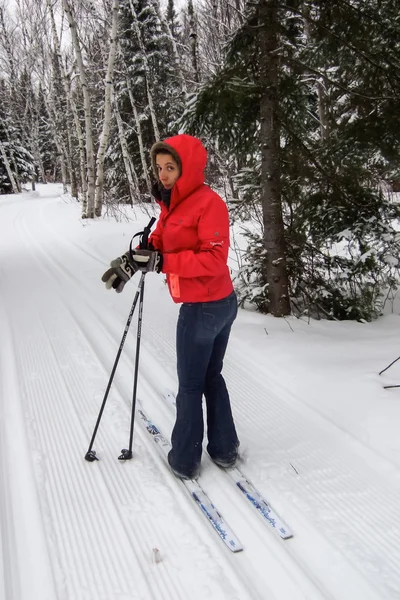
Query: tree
180 0 400 320
94 0 120 217
258 0 290 316
62 0 96 217
187 0 200 83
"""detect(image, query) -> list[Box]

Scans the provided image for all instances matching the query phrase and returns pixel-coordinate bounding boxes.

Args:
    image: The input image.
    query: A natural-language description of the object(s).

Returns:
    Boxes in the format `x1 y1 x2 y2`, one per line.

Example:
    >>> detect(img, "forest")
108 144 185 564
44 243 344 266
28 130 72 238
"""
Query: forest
1 0 400 321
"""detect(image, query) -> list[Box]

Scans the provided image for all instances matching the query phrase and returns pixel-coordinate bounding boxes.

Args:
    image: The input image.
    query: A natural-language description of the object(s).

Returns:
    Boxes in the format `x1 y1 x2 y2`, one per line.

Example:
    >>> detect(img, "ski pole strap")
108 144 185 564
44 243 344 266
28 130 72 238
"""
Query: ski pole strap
129 217 156 260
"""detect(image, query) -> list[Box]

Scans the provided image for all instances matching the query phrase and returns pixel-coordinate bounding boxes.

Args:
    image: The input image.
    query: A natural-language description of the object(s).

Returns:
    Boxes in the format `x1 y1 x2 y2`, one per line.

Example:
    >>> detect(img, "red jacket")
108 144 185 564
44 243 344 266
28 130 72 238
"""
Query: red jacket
150 134 234 303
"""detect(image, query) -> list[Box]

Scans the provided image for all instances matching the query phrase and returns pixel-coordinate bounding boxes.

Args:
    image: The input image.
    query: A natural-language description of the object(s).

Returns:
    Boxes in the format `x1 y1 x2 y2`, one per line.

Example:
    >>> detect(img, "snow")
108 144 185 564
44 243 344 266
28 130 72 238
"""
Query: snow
1 184 400 600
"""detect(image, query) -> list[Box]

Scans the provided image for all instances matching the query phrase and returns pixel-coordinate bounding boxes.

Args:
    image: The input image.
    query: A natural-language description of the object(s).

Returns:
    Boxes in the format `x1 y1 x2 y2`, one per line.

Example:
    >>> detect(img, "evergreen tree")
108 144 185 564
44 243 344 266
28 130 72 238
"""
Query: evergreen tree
166 0 179 38
0 78 34 193
181 0 400 320
105 0 185 204
37 84 57 181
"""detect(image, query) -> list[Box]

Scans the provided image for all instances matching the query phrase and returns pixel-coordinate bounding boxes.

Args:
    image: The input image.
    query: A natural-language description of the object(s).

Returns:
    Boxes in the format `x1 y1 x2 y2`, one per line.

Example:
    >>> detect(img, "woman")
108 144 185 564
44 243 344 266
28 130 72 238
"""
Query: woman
102 134 239 480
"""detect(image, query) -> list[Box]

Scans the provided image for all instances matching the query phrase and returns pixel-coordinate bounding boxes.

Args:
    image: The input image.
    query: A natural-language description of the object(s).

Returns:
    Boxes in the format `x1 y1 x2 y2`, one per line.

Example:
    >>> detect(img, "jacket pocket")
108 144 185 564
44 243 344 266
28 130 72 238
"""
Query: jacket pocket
164 215 198 252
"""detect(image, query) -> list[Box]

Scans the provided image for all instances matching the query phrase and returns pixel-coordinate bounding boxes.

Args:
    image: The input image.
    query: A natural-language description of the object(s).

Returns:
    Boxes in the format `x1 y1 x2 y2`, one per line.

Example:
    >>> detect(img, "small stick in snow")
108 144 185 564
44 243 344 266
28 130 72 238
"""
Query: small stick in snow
283 317 294 332
152 547 162 563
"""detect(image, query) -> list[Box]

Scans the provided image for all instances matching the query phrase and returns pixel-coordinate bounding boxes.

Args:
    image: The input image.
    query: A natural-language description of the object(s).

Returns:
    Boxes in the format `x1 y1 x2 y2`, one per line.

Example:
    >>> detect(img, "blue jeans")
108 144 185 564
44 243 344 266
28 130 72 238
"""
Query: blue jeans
168 291 239 478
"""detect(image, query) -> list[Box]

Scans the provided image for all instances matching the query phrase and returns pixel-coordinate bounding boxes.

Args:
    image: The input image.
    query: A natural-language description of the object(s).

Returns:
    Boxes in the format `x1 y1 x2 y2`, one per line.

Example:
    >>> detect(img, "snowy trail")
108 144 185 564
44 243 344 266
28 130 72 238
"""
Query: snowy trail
1 185 400 599
10 192 329 599
3 196 261 600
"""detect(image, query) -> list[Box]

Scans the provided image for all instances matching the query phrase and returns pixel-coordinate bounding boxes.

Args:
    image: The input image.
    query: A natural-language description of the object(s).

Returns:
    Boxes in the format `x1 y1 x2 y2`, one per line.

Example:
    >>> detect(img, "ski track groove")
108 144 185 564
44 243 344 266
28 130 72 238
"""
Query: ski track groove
36 317 209 600
21 223 347 600
15 201 323 600
11 215 190 600
0 359 19 600
11 197 261 600
16 331 127 598
20 202 390 594
0 298 58 600
54 295 319 600
88 316 379 600
125 276 400 599
8 194 399 599
98 276 400 593
142 311 400 571
41 283 272 600
223 349 400 595
10 300 204 600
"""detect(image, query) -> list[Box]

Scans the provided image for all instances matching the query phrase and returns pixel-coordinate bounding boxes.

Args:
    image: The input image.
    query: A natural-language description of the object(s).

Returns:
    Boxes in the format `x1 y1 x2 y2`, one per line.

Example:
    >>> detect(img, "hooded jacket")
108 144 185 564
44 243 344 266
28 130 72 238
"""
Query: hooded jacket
149 134 233 304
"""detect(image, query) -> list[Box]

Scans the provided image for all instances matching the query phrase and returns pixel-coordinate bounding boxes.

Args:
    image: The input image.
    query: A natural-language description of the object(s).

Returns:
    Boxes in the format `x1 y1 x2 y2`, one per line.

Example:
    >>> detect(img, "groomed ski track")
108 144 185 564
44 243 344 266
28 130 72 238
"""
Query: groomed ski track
0 185 399 600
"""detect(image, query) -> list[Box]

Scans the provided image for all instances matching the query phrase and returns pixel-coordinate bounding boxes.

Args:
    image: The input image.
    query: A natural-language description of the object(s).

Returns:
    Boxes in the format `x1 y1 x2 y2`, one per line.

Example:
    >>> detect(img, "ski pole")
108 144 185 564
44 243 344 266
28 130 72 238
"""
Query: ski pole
84 273 146 462
118 273 146 460
118 215 155 460
84 217 155 462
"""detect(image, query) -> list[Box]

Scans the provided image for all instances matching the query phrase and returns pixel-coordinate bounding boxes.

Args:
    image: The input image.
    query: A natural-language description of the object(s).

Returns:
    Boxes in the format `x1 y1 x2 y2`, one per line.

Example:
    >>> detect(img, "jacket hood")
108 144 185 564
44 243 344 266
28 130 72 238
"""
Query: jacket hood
151 134 207 208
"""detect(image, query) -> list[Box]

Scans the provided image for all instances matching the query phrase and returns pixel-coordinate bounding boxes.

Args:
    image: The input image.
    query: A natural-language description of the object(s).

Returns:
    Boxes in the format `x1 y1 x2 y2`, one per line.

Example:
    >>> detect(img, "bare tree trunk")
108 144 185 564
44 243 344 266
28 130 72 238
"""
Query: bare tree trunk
62 0 96 218
316 80 330 142
47 70 73 194
66 122 78 198
47 0 87 204
0 140 19 194
49 0 86 199
259 0 290 316
42 91 68 191
124 68 151 194
1 122 22 192
113 88 140 204
32 112 47 184
94 0 120 217
0 7 22 192
128 0 160 141
64 128 75 196
188 0 200 83
303 3 330 141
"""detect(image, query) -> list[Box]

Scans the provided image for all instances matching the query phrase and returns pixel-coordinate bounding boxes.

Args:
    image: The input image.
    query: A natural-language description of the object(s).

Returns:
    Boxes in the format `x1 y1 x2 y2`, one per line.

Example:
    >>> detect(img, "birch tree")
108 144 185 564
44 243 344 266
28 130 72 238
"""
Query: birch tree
128 0 160 141
62 0 96 218
94 0 120 217
0 6 21 191
302 2 330 141
0 140 19 193
187 0 200 83
113 85 141 202
46 0 87 203
123 65 152 193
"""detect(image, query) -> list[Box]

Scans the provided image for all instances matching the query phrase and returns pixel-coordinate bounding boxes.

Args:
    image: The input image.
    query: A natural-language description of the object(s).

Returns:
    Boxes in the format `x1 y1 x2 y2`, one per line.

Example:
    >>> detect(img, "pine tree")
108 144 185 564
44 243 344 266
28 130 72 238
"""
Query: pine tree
105 0 185 205
36 86 55 180
166 0 178 38
181 0 400 320
0 77 35 193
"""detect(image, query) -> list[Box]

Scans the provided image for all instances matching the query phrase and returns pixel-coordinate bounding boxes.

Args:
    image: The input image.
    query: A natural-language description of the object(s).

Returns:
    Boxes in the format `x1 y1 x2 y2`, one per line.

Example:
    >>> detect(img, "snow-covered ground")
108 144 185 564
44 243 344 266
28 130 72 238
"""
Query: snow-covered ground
1 184 400 600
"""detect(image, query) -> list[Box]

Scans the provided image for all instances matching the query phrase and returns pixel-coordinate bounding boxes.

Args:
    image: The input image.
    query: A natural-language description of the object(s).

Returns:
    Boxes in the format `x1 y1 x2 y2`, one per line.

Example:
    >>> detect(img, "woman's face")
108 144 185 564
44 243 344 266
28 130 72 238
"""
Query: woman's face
156 153 180 189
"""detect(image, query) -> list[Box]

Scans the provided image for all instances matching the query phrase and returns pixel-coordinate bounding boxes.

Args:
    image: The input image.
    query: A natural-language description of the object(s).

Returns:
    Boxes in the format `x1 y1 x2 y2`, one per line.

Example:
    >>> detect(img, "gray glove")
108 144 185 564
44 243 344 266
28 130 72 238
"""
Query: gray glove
131 249 163 274
101 253 138 293
102 250 163 293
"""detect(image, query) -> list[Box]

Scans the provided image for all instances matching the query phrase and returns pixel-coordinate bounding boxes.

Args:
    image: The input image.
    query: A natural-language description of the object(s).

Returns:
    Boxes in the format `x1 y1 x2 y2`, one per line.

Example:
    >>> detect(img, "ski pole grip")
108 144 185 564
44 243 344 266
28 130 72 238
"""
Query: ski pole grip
140 217 156 249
